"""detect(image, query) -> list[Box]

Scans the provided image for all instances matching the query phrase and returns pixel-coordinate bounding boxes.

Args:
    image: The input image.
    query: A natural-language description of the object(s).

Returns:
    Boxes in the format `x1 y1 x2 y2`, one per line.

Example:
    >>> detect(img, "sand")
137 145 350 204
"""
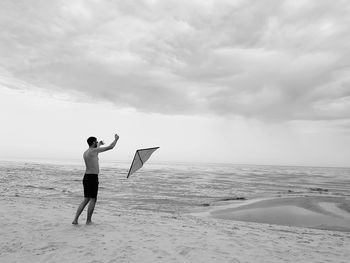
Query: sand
1 196 349 263
205 196 350 232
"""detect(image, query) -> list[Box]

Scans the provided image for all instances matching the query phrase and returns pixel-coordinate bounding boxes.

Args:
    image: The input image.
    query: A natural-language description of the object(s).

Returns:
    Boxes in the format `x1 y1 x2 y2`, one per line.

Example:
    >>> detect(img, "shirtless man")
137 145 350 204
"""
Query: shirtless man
72 133 119 225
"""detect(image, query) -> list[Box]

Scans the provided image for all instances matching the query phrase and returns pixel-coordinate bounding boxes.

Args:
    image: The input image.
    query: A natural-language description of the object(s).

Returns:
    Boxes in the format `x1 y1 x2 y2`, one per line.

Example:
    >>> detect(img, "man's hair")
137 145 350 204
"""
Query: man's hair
87 136 97 146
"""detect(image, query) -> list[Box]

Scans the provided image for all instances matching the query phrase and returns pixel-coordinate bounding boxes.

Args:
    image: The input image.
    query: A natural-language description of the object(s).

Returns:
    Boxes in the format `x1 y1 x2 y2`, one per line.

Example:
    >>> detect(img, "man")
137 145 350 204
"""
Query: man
72 133 119 225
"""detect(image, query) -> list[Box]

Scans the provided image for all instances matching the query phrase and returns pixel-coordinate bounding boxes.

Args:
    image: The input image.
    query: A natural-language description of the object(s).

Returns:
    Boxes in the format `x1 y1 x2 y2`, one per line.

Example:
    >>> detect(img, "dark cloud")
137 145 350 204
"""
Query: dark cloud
0 0 349 121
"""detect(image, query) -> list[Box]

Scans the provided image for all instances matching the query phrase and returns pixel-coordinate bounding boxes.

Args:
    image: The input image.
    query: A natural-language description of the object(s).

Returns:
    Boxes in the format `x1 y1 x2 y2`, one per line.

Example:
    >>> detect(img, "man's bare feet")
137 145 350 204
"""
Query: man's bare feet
72 220 78 225
86 221 94 225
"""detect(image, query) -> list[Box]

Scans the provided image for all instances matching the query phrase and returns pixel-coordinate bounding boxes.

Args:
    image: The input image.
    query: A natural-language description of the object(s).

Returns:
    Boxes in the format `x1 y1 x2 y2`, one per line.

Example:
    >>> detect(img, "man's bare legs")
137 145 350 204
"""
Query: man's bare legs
86 198 96 225
72 197 90 224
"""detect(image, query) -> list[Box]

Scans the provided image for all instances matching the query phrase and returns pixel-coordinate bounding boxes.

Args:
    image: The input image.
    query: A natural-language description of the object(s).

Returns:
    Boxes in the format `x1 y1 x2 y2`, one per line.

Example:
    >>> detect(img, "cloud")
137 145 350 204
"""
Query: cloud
0 0 349 121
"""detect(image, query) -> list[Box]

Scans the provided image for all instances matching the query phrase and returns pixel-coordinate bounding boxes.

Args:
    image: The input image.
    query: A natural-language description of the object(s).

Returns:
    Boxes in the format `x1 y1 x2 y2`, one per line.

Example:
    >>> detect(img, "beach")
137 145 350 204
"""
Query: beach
2 0 350 261
2 196 349 263
1 160 350 262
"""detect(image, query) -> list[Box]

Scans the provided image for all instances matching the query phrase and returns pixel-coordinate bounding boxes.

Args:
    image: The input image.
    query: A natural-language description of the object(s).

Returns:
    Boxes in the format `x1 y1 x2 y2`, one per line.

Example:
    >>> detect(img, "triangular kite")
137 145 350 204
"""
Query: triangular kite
127 147 159 178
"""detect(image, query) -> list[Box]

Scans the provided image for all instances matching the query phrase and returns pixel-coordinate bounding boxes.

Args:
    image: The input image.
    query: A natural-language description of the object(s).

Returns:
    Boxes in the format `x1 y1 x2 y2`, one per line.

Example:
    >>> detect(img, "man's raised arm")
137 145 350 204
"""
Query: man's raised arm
94 133 119 153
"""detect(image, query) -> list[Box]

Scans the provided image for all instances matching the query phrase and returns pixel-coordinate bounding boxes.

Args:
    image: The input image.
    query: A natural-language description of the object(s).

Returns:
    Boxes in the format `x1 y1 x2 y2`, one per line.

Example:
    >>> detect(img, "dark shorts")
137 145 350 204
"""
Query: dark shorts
83 174 99 198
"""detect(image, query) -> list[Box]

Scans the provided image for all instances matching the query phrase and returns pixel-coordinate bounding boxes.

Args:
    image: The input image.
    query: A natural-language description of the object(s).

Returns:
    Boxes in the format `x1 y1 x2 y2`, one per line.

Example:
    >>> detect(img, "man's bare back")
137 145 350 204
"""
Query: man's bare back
84 149 100 174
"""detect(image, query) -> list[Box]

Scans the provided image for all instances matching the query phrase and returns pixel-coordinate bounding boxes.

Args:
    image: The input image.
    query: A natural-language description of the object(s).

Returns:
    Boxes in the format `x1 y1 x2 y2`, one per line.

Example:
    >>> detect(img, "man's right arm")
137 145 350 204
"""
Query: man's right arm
93 134 119 153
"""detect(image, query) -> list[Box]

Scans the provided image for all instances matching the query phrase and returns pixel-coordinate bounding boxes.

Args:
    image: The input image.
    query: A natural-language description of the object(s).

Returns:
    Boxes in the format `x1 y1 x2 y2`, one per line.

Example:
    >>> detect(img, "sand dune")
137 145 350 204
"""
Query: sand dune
203 196 350 232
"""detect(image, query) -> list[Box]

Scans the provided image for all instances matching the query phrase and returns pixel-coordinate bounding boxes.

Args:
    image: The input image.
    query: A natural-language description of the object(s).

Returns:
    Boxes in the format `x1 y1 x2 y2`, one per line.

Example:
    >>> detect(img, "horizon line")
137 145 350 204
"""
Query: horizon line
0 157 349 169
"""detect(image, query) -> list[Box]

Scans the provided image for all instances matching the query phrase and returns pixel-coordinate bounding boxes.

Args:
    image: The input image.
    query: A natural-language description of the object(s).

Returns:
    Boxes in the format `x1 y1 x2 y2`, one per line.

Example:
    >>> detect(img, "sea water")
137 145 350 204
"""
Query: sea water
1 159 349 215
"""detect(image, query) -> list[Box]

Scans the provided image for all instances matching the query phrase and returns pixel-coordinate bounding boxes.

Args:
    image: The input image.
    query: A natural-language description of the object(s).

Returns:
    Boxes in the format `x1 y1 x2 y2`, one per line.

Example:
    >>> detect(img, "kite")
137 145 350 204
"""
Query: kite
127 147 159 178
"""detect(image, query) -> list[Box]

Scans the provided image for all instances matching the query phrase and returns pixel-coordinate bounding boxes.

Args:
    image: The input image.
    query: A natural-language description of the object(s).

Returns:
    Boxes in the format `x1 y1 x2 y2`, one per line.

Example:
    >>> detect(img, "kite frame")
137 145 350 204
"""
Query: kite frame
127 147 159 178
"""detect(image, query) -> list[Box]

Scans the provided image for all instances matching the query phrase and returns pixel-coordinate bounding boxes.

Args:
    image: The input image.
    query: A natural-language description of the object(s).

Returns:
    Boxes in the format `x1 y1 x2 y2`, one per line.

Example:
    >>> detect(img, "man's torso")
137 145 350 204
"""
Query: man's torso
83 149 99 174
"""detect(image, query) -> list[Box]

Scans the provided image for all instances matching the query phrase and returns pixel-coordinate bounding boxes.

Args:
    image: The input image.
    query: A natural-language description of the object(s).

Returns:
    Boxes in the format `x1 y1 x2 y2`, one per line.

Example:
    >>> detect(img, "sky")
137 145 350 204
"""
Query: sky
0 0 349 167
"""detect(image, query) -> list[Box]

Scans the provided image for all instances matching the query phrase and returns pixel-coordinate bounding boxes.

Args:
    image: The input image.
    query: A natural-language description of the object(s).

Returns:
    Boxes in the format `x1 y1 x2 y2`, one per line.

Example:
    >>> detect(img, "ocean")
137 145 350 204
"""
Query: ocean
1 159 349 216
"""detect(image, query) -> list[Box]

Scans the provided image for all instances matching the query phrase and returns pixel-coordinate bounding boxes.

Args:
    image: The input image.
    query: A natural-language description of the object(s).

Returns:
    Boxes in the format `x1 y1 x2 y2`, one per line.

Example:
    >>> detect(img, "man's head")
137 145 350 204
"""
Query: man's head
87 136 98 148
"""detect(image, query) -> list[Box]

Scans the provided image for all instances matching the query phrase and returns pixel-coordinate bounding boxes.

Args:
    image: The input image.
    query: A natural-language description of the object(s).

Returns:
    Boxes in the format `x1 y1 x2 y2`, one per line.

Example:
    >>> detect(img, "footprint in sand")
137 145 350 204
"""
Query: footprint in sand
179 247 195 257
34 242 65 255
